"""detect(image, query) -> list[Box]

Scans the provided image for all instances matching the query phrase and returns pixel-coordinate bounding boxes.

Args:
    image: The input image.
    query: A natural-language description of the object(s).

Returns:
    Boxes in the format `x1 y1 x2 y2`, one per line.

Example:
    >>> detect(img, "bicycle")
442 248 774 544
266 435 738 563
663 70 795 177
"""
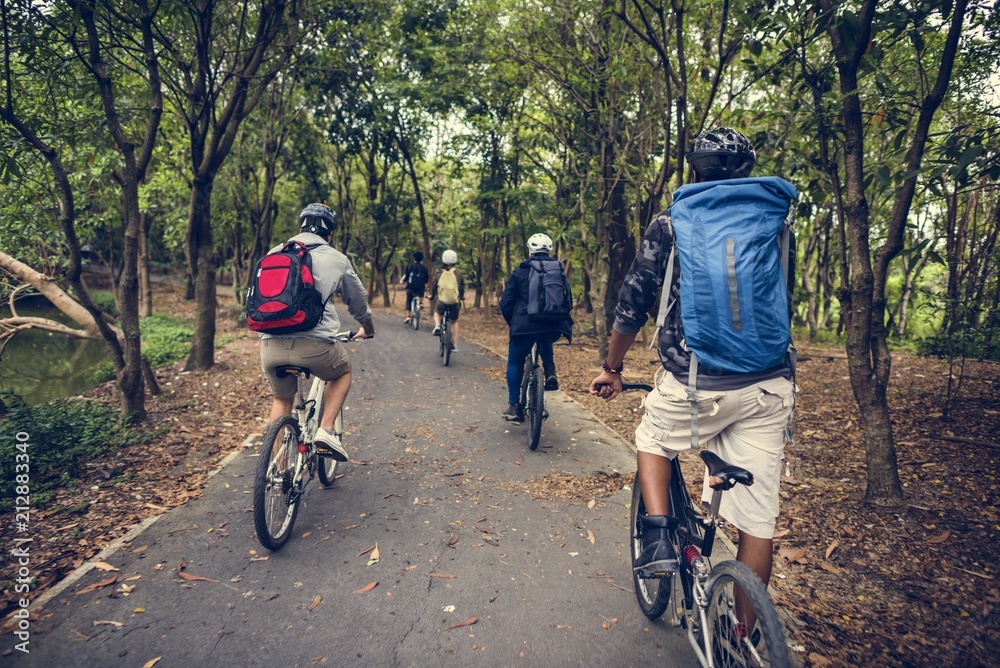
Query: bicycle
518 341 547 450
409 294 421 331
252 331 354 551
612 382 791 668
438 310 453 366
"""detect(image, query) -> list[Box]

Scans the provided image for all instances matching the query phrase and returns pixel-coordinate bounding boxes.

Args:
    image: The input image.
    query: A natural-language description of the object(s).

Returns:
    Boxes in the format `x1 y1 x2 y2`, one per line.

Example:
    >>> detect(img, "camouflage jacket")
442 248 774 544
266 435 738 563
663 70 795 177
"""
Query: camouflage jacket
611 211 795 391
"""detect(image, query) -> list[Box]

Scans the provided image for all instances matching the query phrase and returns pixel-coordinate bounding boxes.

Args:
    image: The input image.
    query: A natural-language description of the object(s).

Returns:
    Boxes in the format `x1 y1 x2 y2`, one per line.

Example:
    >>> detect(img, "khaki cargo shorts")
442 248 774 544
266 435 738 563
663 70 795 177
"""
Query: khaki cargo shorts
260 337 351 399
635 367 794 539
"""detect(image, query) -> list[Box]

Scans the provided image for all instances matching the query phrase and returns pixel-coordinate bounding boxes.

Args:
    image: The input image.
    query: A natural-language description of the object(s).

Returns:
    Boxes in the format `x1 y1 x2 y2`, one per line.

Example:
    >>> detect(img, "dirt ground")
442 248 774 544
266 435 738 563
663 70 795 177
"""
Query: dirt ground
3 284 998 666
381 295 1000 667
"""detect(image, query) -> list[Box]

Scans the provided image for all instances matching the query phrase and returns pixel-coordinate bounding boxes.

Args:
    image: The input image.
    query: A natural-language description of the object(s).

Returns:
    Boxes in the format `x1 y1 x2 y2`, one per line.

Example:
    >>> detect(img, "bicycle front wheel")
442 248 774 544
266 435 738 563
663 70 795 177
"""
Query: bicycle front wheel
630 474 671 619
705 559 791 668
253 416 302 551
527 365 544 450
318 408 342 486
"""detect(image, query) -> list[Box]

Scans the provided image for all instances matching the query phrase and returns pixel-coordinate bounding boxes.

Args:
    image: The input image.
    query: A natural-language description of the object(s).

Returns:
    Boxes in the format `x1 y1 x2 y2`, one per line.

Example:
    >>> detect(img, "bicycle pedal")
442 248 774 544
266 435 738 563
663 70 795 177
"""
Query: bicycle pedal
542 410 550 420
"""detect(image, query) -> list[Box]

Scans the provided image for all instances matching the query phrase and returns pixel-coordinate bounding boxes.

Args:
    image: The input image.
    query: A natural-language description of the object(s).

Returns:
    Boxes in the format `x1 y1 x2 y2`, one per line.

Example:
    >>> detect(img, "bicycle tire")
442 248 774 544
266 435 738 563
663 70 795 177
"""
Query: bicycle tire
629 473 672 619
442 321 452 366
705 559 791 668
253 416 302 551
528 366 543 450
318 408 342 486
411 298 420 330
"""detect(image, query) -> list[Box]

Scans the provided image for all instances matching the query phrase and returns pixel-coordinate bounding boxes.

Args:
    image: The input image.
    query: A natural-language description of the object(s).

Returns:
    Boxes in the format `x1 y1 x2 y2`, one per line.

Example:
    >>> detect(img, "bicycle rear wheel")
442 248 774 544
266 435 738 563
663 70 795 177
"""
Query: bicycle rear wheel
442 321 452 366
253 416 302 551
411 298 420 330
527 365 544 450
706 559 791 668
317 408 342 486
629 473 671 619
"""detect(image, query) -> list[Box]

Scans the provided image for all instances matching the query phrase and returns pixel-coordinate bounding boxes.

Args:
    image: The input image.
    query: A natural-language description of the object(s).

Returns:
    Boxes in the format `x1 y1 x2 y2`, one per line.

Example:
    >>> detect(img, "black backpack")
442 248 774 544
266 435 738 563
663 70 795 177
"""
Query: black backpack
526 258 572 322
246 241 325 334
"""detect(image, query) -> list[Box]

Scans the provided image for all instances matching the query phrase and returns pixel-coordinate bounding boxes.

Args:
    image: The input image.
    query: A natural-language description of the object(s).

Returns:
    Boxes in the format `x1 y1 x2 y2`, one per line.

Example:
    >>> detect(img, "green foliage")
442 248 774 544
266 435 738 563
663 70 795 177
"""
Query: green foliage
90 314 193 383
0 392 148 507
90 290 118 317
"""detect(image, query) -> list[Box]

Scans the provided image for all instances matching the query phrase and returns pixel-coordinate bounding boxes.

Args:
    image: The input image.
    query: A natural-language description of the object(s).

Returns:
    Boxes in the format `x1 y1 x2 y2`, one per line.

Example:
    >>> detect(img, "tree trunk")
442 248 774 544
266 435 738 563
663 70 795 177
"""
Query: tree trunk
138 211 153 317
185 176 217 371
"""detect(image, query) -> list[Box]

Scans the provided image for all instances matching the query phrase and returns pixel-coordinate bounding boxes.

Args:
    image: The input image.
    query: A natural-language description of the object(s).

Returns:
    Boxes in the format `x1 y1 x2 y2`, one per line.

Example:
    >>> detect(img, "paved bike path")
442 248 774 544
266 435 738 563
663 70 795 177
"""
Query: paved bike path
13 315 696 667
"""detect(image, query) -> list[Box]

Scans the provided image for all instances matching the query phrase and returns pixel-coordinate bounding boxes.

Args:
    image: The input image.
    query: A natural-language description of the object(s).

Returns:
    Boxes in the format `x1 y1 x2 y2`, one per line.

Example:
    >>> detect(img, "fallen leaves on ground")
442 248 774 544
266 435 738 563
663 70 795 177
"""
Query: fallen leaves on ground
75 575 117 596
308 595 322 612
444 616 477 631
176 560 217 583
355 581 378 593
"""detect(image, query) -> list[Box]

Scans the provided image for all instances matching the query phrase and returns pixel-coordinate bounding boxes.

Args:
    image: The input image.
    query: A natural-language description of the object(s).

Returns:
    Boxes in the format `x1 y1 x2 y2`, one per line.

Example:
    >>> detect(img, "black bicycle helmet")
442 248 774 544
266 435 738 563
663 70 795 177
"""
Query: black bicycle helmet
686 127 756 181
298 203 337 236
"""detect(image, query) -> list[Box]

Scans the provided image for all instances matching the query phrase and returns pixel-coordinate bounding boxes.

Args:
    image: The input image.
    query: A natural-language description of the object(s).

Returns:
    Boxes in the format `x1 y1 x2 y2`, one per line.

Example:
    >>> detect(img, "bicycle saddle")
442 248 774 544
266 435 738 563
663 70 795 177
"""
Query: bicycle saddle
275 365 312 379
700 451 754 490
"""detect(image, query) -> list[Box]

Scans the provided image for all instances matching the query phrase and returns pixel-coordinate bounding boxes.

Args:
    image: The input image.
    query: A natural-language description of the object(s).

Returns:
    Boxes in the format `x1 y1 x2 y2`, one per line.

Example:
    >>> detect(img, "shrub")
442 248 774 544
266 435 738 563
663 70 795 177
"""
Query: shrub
0 392 147 507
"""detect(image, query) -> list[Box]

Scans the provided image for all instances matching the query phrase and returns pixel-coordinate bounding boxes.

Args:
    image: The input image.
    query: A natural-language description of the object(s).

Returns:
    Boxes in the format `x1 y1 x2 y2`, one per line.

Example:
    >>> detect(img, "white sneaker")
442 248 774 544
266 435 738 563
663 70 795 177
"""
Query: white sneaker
432 325 441 336
404 316 411 324
314 427 348 462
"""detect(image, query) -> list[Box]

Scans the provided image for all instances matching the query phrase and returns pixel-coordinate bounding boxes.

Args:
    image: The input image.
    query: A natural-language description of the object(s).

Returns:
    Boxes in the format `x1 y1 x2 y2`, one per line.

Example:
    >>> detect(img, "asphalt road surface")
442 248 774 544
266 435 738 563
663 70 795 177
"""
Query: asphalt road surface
12 314 698 667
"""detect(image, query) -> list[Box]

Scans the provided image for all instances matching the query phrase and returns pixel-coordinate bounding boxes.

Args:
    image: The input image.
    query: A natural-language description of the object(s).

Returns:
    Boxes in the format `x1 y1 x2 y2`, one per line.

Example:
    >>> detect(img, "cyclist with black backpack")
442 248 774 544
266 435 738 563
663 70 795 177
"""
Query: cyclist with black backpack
589 128 796 623
401 251 428 325
249 203 375 463
500 233 573 423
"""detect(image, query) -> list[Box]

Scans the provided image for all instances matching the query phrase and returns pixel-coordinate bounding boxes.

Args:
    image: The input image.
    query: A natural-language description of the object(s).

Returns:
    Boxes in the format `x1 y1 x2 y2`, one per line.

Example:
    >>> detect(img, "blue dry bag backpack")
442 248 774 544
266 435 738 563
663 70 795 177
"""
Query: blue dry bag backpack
655 176 797 375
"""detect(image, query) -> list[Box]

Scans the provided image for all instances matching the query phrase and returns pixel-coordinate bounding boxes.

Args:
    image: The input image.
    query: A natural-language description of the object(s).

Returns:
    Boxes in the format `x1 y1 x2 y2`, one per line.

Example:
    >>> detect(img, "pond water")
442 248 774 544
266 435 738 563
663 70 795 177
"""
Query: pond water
0 298 109 405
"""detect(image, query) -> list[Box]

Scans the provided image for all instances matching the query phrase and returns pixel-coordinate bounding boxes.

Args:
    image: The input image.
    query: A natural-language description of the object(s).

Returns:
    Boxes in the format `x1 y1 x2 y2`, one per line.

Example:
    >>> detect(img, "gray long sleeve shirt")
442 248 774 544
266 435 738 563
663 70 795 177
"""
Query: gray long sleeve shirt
612 211 794 391
259 232 372 343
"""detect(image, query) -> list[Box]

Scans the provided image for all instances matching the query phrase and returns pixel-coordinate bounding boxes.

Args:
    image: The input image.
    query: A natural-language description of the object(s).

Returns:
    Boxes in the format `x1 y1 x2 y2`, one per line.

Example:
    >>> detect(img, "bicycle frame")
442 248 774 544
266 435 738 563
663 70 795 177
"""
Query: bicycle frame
663 458 740 668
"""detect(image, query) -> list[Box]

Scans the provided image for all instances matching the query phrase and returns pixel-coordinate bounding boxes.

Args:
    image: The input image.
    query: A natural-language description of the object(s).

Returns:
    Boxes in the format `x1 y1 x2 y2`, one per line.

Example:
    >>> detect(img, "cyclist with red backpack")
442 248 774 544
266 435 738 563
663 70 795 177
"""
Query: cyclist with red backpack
590 128 796 602
429 249 464 352
249 203 375 462
500 233 573 423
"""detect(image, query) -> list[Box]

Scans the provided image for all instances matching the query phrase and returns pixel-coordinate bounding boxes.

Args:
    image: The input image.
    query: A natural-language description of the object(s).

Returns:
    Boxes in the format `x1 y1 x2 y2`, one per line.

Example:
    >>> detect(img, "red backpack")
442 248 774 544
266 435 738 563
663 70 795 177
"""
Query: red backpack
246 241 325 334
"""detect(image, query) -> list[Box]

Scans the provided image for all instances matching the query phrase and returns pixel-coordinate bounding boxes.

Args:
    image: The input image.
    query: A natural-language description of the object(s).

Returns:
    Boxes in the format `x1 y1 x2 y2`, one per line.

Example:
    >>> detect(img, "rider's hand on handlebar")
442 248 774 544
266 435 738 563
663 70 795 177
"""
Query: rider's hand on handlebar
353 323 375 340
589 372 623 401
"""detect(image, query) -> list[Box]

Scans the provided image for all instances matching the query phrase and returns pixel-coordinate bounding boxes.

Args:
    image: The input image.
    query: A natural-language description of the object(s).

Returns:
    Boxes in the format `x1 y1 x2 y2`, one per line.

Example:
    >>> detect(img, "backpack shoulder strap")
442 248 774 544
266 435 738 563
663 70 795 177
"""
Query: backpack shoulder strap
650 216 677 350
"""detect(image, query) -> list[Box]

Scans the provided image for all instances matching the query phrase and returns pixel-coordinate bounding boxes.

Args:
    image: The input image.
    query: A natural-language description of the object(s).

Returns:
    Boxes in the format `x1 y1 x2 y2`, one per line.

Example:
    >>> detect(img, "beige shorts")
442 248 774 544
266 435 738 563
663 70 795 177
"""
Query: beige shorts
636 367 794 539
260 337 351 399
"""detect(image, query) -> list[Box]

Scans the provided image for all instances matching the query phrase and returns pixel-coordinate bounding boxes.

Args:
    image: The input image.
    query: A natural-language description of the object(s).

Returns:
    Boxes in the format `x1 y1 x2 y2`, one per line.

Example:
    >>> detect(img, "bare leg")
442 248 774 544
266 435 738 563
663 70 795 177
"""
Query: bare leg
319 372 351 431
451 320 459 347
638 451 671 516
734 531 773 632
269 396 293 423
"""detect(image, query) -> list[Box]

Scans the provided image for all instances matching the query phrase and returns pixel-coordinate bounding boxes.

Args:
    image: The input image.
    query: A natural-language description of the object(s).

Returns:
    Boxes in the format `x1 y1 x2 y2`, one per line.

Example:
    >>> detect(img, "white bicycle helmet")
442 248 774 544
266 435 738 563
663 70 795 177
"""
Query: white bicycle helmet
526 233 553 254
442 249 458 265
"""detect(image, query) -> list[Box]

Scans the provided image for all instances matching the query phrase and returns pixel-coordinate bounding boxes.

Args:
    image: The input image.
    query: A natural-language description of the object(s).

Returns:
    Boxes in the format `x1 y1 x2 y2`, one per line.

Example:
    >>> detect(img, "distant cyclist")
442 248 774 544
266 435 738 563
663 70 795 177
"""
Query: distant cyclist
401 251 428 325
429 249 464 352
256 203 375 462
499 233 573 422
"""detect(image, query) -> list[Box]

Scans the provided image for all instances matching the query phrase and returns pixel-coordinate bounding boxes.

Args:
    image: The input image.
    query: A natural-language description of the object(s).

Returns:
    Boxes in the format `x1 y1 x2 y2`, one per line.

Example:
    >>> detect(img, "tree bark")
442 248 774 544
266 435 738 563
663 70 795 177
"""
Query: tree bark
138 211 153 317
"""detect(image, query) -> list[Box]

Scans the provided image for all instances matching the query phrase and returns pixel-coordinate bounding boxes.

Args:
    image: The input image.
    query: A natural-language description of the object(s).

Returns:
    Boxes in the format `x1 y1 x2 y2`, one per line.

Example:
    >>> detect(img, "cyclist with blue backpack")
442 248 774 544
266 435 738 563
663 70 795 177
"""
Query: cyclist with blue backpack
500 233 573 423
249 203 375 463
589 128 796 599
